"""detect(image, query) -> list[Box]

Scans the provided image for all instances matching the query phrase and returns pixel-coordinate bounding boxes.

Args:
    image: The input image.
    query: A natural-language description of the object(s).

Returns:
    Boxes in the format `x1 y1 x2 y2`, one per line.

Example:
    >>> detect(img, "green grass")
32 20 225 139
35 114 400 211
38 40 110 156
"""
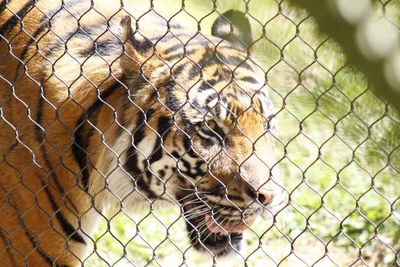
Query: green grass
86 0 400 266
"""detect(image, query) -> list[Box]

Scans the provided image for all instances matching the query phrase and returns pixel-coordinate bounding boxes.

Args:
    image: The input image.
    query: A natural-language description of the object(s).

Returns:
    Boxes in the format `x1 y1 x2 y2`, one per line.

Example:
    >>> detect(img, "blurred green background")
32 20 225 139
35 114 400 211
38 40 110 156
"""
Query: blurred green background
86 0 400 266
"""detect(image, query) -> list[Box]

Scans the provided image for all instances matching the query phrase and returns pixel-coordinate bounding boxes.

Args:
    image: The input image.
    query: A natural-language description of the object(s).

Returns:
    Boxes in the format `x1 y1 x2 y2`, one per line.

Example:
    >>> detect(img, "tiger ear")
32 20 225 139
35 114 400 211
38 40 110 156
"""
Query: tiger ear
120 16 154 74
211 10 253 50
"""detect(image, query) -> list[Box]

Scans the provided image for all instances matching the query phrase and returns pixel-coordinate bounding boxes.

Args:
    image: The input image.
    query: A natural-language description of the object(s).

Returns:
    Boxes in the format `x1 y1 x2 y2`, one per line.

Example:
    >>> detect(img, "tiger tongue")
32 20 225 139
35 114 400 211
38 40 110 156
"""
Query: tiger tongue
205 214 253 234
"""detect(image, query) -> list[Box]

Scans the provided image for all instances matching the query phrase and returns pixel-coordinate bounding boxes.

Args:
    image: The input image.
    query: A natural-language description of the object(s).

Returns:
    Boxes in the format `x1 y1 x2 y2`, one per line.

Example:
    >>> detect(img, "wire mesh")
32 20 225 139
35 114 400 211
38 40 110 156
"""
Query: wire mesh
0 0 399 266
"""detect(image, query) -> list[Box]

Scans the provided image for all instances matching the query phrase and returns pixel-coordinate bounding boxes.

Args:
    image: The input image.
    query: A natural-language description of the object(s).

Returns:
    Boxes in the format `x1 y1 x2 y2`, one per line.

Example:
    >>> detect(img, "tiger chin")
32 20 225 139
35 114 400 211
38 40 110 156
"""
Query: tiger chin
0 0 285 266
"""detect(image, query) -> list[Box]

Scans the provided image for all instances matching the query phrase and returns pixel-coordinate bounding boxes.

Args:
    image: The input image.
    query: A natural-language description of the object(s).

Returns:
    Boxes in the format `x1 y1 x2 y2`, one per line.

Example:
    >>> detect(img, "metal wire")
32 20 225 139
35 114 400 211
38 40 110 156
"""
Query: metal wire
0 0 399 266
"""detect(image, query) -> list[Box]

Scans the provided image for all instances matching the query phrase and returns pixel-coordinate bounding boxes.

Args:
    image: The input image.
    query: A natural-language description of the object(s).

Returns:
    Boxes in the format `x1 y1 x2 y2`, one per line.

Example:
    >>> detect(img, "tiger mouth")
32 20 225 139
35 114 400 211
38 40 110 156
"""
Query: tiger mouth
183 206 253 256
200 230 243 255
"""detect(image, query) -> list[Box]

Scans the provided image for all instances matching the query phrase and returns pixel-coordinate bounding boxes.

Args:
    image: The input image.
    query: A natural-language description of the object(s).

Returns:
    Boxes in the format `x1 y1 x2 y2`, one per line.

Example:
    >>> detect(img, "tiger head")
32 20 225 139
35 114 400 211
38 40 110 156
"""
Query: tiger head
102 10 285 257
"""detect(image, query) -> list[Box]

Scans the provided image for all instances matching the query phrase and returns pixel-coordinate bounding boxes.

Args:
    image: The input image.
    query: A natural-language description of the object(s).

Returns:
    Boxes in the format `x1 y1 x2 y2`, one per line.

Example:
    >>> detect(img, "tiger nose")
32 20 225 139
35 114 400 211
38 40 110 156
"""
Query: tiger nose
256 188 276 206
245 186 279 206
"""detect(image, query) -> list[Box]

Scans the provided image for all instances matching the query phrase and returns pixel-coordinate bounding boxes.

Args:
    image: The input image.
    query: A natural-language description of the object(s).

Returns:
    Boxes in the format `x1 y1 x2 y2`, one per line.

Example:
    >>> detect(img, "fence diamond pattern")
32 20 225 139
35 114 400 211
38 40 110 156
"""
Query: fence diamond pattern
0 0 399 266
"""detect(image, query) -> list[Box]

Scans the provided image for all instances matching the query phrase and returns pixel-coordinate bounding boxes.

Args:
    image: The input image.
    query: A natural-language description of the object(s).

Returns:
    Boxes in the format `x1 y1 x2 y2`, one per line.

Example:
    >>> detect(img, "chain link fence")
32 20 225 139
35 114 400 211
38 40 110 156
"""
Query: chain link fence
0 0 399 266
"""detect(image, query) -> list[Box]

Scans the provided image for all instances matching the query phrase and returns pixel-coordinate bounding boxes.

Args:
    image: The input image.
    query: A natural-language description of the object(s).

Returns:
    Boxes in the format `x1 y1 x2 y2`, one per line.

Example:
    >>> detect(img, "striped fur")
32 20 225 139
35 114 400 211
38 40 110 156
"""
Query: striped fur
0 0 283 265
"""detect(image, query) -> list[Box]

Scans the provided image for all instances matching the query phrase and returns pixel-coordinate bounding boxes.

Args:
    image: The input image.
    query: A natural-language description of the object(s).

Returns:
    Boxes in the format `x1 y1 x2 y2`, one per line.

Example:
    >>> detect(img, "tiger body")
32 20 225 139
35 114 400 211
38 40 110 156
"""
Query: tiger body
0 0 283 266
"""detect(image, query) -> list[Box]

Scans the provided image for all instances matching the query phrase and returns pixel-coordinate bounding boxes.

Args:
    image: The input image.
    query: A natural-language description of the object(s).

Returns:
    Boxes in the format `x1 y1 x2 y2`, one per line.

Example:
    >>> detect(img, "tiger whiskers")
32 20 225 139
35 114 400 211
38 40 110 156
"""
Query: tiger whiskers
187 207 228 245
184 208 210 221
186 207 225 239
177 191 208 203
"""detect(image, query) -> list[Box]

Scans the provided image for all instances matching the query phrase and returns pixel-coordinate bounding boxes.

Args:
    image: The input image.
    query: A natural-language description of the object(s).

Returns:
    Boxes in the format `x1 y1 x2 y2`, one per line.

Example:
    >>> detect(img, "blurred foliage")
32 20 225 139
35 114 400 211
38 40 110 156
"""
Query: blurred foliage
290 0 400 112
87 0 400 266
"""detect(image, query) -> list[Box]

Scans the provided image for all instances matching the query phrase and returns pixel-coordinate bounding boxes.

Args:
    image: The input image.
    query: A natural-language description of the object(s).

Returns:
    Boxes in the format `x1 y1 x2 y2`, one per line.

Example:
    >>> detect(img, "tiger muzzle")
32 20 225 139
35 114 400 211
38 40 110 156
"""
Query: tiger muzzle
180 195 259 257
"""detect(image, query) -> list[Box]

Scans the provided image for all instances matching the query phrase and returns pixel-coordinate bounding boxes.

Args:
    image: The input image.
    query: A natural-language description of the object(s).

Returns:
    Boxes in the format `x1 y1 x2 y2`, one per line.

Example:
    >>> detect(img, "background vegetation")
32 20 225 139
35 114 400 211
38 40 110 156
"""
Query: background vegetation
86 0 400 266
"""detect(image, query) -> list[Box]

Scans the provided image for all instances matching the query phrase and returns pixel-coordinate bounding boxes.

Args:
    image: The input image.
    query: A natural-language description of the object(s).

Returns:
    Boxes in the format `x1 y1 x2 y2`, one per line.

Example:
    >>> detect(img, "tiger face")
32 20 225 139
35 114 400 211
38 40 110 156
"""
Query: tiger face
107 13 285 256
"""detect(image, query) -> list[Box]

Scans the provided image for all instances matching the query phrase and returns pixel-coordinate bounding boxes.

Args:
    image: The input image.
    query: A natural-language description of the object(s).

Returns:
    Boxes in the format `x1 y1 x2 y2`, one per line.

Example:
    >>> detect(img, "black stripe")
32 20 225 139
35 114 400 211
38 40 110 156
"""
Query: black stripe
148 116 171 165
195 48 218 70
197 81 210 92
171 151 204 179
136 176 158 199
35 95 85 245
150 34 175 43
12 2 83 62
79 37 118 58
125 108 155 174
72 80 125 190
26 234 54 265
157 116 172 138
194 160 206 177
165 81 183 113
217 53 253 70
226 92 239 101
14 21 49 81
163 49 196 62
19 10 50 58
132 110 147 143
0 0 35 35
256 98 264 114
189 63 201 78
125 109 160 198
10 204 55 265
128 34 153 55
14 1 87 81
163 43 184 54
71 120 90 191
172 151 191 174
190 99 202 112
182 135 199 158
172 63 185 77
164 49 196 61
205 93 217 105
45 26 91 57
0 228 17 266
44 186 86 244
125 146 141 175
43 18 106 57
239 76 258 84
205 79 217 86
35 96 80 214
0 0 8 13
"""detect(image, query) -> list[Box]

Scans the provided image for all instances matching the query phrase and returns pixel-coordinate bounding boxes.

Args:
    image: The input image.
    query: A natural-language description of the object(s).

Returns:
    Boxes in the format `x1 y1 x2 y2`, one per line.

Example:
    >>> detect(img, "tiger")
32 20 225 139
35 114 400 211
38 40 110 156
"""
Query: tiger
0 0 285 266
